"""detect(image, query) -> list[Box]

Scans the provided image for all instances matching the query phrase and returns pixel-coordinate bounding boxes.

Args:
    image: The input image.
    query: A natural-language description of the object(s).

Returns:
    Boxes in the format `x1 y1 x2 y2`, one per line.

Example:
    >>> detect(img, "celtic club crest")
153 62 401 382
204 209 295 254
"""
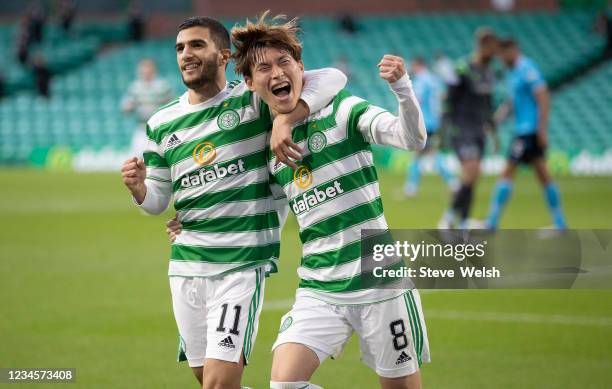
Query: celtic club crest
217 109 240 130
308 131 327 153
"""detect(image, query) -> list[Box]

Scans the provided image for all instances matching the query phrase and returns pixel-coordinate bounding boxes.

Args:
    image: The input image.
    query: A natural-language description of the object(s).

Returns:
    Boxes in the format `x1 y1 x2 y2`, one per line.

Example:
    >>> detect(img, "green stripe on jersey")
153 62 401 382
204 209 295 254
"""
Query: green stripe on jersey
141 87 279 278
273 141 371 187
165 122 269 164
143 151 169 168
302 230 394 269
291 89 353 144
300 198 384 243
174 181 272 211
267 89 400 301
287 165 378 211
182 211 279 233
148 89 253 144
172 149 269 193
298 259 403 292
171 242 279 264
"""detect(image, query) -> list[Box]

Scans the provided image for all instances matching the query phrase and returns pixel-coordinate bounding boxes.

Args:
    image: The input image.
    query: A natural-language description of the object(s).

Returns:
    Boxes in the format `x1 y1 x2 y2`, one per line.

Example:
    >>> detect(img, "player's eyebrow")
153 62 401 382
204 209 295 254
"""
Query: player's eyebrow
175 39 207 50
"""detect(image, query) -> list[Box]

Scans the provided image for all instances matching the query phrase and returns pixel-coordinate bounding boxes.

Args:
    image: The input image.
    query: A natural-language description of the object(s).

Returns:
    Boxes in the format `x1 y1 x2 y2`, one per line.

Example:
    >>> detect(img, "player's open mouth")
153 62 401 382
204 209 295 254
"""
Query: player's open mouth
271 82 291 98
183 62 200 72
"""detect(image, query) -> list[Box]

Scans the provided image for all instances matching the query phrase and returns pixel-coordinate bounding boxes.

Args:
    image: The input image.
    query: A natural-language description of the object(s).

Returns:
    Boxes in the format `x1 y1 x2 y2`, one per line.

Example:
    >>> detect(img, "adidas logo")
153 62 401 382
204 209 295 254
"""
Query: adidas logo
218 336 235 349
166 134 182 149
395 351 412 365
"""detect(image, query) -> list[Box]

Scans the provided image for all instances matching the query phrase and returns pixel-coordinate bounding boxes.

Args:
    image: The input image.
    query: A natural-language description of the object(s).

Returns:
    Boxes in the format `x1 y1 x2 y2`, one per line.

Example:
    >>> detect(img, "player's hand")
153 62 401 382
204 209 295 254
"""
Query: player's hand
537 130 548 149
166 215 183 243
271 115 303 170
121 157 146 202
378 55 407 83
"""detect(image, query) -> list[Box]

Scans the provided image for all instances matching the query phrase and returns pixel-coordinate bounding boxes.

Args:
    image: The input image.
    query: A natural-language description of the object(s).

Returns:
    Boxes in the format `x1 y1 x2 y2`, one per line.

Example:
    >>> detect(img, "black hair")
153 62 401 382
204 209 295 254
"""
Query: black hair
177 16 230 50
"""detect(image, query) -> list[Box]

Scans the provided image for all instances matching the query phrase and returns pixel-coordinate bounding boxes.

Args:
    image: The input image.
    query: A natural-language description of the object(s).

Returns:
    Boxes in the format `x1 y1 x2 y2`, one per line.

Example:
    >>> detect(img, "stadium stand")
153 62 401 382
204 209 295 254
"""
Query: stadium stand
548 61 612 153
0 11 607 165
0 22 129 95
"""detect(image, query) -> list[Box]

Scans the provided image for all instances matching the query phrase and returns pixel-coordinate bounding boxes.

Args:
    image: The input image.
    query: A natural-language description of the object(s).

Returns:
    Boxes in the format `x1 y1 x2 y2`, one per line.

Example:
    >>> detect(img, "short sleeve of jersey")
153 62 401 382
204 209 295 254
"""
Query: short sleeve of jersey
522 60 545 93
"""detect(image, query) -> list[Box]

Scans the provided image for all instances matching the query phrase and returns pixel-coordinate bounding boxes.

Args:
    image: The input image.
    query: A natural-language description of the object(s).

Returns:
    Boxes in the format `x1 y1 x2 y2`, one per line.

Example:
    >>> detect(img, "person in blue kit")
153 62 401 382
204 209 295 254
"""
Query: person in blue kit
404 57 455 197
485 38 567 231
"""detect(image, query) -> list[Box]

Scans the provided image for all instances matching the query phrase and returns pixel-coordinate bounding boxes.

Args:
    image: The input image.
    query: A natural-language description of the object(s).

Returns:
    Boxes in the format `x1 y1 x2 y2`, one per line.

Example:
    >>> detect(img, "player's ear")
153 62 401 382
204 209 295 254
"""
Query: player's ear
245 75 255 91
298 60 304 72
218 48 231 67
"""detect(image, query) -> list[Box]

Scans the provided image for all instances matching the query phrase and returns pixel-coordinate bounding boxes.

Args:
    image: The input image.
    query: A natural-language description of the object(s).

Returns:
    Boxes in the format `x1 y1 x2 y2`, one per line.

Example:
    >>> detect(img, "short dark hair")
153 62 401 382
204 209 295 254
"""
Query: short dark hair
177 16 230 51
498 37 518 49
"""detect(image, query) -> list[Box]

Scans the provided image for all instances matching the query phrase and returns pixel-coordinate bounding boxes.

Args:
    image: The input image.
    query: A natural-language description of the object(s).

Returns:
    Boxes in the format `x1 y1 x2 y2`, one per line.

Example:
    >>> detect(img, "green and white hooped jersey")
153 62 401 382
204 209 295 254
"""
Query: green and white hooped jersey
143 82 281 277
268 90 409 305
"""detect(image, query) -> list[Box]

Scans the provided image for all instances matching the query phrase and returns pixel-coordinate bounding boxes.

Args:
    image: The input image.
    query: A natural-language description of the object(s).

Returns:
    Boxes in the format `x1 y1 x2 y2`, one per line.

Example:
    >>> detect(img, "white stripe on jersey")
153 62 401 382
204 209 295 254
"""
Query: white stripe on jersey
282 150 374 199
174 228 280 248
178 198 278 221
170 132 269 178
296 181 380 230
159 103 261 149
174 166 269 203
302 213 389 256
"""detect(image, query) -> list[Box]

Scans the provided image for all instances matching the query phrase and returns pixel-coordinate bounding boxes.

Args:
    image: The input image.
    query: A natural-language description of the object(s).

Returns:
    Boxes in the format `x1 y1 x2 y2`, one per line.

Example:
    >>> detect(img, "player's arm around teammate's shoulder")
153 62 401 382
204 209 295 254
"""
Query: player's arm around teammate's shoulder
271 67 347 168
360 54 427 151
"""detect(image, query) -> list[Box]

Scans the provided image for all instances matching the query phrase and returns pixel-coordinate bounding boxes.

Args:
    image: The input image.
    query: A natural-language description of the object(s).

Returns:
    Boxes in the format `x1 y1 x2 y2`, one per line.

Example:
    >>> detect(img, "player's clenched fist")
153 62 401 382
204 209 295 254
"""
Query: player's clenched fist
121 157 147 204
377 54 407 83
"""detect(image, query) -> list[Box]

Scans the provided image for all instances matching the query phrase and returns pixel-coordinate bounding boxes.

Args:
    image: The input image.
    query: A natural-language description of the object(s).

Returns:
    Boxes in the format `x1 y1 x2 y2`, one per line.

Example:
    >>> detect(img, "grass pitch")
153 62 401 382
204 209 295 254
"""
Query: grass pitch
1 169 611 388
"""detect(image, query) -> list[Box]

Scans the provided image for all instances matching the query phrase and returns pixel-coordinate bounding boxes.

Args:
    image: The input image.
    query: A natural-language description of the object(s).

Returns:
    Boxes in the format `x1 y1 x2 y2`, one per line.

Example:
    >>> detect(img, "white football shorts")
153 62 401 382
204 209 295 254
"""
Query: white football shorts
272 289 430 378
170 267 265 367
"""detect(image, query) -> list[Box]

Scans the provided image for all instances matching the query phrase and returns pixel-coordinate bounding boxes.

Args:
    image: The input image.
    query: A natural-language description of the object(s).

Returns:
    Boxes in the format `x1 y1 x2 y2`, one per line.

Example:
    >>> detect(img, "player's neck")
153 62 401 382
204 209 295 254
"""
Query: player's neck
187 78 226 104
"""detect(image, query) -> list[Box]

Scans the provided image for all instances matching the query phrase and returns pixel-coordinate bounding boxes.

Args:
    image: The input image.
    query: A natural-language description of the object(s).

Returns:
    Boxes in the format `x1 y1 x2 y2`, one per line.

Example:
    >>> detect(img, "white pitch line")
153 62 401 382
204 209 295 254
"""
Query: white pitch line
262 299 612 327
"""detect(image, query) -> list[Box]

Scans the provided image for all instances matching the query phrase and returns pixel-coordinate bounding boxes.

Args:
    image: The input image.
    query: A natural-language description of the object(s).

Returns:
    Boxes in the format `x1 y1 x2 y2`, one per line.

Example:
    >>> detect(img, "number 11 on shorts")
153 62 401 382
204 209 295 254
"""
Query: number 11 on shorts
217 303 242 335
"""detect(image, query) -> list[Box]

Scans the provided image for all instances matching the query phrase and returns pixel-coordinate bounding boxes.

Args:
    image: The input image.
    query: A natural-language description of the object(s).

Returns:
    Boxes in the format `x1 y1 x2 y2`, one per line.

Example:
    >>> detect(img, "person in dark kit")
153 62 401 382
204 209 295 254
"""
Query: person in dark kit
32 55 51 98
438 27 498 229
58 0 77 33
128 0 145 41
27 1 47 44
0 72 5 99
338 13 358 34
15 16 32 65
594 10 612 59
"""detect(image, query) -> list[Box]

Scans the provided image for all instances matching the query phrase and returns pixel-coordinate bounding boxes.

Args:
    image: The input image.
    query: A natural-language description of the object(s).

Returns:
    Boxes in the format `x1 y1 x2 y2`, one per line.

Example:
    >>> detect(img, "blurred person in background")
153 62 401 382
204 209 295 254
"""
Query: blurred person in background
0 71 5 99
27 1 47 44
433 51 455 85
438 27 498 229
404 56 455 197
484 38 567 232
15 16 31 65
32 54 51 98
58 0 77 34
594 10 612 59
121 58 174 156
338 13 358 34
127 0 146 41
